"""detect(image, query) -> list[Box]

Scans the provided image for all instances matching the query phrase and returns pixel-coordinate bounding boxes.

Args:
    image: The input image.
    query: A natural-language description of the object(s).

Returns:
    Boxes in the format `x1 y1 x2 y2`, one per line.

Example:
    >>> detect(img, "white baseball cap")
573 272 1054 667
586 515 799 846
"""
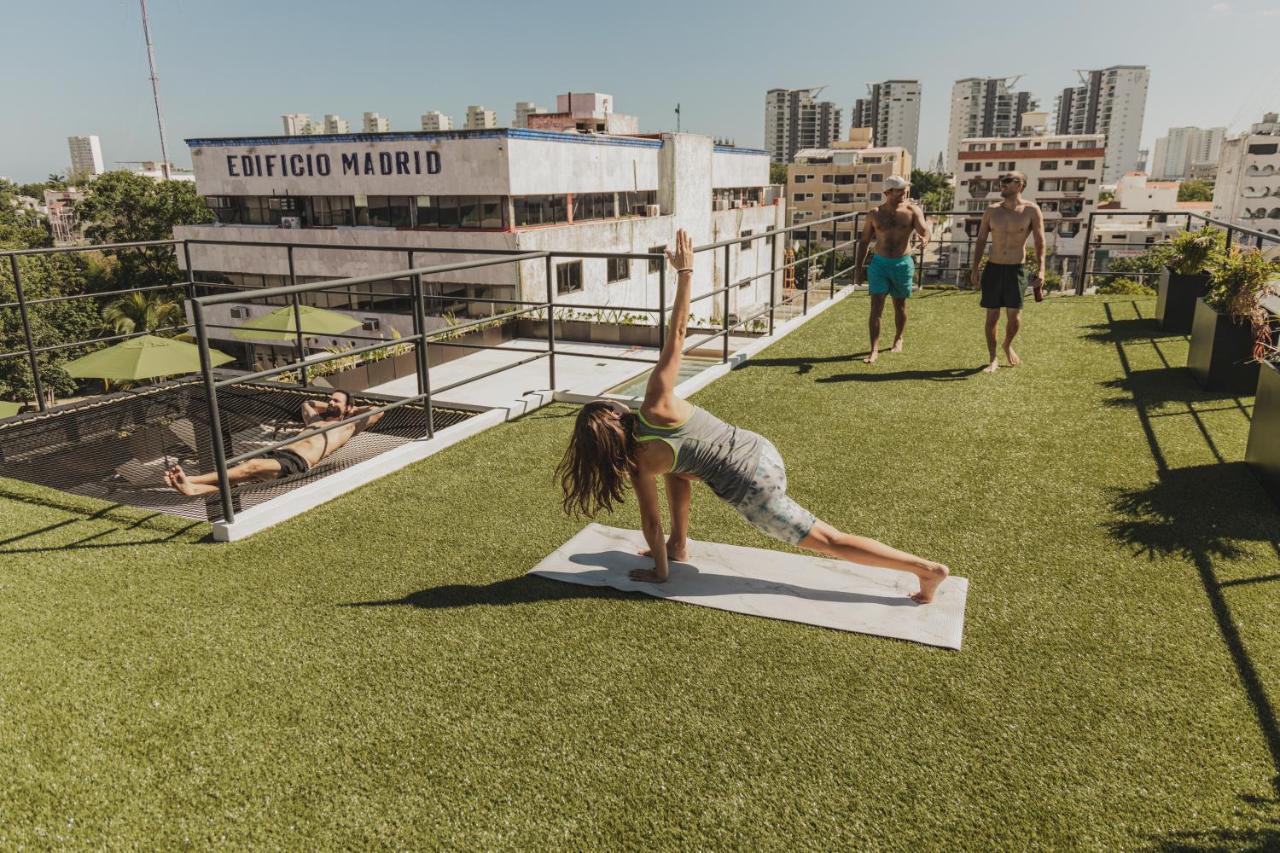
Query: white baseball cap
884 175 908 190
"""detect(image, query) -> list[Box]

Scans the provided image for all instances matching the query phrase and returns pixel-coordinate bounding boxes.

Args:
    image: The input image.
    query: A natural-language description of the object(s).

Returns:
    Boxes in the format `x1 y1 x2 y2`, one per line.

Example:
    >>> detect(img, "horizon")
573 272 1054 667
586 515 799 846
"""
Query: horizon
2 0 1278 182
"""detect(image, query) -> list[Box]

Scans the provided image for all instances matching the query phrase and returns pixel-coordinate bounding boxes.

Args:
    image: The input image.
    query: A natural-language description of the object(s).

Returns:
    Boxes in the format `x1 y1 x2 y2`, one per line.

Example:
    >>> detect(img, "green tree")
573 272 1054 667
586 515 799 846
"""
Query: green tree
920 185 955 214
769 163 789 185
1178 179 1214 202
909 169 949 200
101 290 184 335
1098 189 1115 204
75 171 214 289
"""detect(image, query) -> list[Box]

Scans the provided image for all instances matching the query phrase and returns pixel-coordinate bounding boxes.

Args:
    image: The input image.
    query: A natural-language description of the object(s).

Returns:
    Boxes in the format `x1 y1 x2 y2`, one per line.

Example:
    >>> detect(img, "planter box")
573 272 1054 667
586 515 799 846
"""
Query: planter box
366 356 397 387
1156 268 1211 333
1187 298 1261 394
619 324 660 347
325 364 371 392
1246 361 1280 505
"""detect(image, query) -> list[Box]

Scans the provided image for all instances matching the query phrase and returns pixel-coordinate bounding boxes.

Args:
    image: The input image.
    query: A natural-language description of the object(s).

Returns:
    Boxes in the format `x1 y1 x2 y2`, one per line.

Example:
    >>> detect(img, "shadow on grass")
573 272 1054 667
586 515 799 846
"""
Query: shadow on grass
1101 368 1253 410
344 575 640 610
1081 317 1186 346
1102 297 1280 796
817 366 987 384
0 486 207 553
1152 794 1280 851
734 353 871 376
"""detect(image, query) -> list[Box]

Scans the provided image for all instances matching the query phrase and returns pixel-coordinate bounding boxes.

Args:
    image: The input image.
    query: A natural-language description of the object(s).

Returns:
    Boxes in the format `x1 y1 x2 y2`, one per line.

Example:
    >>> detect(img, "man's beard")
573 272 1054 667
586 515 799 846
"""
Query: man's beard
325 405 343 418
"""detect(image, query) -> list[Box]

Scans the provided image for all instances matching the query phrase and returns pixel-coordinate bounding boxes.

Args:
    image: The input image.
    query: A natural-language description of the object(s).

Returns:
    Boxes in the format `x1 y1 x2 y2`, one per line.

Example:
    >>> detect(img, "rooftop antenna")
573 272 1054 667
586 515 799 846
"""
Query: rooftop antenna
139 0 172 180
675 103 681 133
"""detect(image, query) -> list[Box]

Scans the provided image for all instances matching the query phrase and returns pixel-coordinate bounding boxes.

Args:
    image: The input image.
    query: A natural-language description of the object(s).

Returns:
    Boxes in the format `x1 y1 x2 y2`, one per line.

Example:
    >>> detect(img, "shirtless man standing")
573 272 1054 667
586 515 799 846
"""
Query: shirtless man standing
856 175 930 363
165 389 385 496
969 171 1046 373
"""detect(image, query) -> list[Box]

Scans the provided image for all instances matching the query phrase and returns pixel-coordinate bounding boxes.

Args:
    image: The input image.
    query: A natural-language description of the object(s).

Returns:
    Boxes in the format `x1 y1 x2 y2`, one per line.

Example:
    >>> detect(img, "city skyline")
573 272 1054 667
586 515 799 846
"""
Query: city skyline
2 0 1278 182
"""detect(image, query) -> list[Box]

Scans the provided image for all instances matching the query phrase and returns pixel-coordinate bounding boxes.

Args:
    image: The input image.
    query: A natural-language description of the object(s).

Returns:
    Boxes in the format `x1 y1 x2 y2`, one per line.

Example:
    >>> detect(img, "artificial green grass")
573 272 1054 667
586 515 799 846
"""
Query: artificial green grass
2 291 1277 849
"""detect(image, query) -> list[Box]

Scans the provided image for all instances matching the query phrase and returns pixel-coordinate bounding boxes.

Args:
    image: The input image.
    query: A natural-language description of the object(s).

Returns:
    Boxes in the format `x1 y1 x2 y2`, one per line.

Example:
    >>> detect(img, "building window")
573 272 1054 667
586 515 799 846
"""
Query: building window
359 195 413 227
822 174 834 183
1076 159 1096 170
606 257 630 283
869 193 882 201
307 196 354 227
573 192 616 222
740 230 753 250
1039 179 1061 192
870 173 884 182
821 193 832 202
862 156 881 164
648 245 664 273
1041 161 1058 171
998 161 1015 171
514 195 569 226
964 163 980 172
556 261 583 295
619 190 657 215
794 175 807 184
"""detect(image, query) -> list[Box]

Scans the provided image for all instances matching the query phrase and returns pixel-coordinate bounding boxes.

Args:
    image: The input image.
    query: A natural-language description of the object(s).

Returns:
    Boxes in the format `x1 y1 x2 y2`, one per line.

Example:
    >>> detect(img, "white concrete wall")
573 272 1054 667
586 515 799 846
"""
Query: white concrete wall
504 135 661 196
711 147 769 188
188 135 512 196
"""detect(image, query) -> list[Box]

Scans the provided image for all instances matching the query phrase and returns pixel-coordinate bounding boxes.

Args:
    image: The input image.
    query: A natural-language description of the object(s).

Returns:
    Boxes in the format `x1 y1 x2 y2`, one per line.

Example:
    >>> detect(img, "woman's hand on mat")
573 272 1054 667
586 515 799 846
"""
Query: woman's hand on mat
629 566 668 583
666 229 694 274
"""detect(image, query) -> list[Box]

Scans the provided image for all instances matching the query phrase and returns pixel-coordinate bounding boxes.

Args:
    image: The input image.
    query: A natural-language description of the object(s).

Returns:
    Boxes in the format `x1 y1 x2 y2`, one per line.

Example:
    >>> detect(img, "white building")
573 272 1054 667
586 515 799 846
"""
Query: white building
1150 126 1225 181
67 135 104 177
363 113 391 133
176 129 785 353
464 106 498 130
852 80 921 163
1212 112 1280 237
525 93 639 135
421 111 453 131
282 114 315 136
1053 65 1149 183
323 115 350 134
764 88 842 165
945 77 1037 174
952 131 1105 277
514 101 546 129
1090 173 1209 261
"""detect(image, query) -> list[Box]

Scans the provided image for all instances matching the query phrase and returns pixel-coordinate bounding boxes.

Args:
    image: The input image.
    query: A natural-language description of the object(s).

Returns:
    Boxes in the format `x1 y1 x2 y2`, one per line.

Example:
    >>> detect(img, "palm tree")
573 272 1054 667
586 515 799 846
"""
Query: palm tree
102 291 184 335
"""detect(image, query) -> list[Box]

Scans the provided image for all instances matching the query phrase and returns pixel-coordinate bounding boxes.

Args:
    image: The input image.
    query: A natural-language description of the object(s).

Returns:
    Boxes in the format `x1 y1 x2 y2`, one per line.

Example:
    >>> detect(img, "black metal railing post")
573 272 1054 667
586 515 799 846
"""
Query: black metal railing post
410 253 434 439
1225 224 1235 253
830 219 838 298
545 254 557 391
8 255 46 412
1077 212 1096 296
192 301 236 524
658 263 667 352
182 240 195 304
803 223 812 315
287 246 308 386
722 244 731 362
767 238 777 336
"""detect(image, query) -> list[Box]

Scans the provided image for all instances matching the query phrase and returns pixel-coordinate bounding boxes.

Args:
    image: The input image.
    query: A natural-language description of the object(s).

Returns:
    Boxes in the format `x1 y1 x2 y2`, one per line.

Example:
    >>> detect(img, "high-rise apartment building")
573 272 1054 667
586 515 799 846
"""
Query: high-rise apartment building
787 136 912 247
514 101 546 129
363 112 391 133
421 111 454 131
1150 126 1226 181
765 87 842 164
67 135 104 177
1053 65 1149 183
281 114 314 136
323 114 350 134
1211 112 1280 236
945 77 1037 174
852 80 921 162
465 105 498 130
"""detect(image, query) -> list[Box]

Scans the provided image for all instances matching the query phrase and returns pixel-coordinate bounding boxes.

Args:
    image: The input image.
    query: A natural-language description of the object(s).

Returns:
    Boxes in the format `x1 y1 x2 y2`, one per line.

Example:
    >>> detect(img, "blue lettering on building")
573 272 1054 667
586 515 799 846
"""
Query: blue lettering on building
221 149 443 178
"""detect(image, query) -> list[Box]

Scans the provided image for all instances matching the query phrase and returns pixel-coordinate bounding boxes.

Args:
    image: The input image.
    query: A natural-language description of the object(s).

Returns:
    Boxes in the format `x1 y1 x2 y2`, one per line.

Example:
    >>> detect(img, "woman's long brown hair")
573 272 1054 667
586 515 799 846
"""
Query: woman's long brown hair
557 401 637 518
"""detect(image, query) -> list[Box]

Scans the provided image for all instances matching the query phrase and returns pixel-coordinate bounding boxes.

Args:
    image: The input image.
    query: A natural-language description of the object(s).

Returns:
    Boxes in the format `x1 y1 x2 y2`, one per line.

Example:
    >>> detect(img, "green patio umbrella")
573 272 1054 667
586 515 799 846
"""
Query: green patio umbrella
232 305 360 342
0 400 21 418
63 334 235 381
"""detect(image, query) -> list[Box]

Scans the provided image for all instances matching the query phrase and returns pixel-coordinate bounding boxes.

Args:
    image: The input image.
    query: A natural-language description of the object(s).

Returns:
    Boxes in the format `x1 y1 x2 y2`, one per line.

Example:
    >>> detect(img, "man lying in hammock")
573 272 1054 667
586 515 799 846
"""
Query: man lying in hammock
165 389 384 496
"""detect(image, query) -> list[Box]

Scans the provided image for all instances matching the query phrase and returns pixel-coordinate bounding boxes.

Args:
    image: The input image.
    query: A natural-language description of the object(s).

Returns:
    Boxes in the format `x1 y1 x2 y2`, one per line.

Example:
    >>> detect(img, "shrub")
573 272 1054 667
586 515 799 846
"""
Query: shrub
1097 277 1156 296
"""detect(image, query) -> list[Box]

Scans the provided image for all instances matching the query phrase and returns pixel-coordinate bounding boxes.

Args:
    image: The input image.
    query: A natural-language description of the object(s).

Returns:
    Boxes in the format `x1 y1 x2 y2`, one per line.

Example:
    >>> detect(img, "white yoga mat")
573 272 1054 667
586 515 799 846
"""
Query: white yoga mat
529 524 969 650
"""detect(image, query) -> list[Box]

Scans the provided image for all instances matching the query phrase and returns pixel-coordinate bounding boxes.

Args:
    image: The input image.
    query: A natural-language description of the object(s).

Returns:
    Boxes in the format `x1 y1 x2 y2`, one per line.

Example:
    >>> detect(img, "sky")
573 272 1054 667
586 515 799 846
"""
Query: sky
1 0 1278 182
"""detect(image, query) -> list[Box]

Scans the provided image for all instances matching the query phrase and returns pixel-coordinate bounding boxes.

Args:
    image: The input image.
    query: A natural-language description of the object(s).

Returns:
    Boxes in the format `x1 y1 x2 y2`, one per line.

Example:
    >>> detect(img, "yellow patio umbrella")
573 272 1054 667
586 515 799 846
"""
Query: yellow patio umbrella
232 305 360 342
63 334 235 381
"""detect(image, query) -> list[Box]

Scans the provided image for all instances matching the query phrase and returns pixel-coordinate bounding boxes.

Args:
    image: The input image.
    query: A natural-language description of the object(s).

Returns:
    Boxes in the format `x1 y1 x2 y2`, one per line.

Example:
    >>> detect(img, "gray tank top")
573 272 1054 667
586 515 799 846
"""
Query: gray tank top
632 405 764 505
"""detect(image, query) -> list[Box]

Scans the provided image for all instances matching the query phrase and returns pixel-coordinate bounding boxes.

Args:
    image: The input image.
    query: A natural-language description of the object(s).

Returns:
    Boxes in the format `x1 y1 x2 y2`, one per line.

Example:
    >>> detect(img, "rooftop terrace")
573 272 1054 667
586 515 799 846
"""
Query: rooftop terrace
2 290 1277 847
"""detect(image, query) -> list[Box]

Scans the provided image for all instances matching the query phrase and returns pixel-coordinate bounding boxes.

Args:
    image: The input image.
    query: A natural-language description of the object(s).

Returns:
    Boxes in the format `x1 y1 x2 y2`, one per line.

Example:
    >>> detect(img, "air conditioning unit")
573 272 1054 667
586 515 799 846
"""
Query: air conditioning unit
280 216 300 229
361 317 381 332
643 204 660 217
229 306 250 319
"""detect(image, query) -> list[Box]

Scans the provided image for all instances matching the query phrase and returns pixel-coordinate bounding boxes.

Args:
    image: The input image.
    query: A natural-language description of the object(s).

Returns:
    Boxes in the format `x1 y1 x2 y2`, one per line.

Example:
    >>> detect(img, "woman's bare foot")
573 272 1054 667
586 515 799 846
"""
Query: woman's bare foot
863 350 879 364
1004 344 1021 366
983 359 999 373
640 541 688 562
911 562 950 604
165 465 198 496
890 339 904 353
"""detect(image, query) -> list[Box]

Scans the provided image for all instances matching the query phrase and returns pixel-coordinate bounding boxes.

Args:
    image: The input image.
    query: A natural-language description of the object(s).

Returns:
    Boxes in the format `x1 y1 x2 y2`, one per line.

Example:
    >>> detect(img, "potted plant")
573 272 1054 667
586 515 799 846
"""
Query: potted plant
1187 248 1280 394
1153 228 1225 332
1246 338 1280 503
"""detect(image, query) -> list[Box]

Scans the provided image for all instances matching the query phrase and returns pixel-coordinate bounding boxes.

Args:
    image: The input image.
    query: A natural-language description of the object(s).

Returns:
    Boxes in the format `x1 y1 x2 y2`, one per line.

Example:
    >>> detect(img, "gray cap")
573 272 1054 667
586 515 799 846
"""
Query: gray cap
884 175 908 190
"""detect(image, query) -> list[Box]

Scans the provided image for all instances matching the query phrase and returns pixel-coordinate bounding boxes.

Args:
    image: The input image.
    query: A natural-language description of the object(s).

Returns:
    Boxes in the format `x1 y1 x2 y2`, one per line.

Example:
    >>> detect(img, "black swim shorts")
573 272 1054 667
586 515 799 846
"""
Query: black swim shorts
263 447 309 477
980 262 1027 309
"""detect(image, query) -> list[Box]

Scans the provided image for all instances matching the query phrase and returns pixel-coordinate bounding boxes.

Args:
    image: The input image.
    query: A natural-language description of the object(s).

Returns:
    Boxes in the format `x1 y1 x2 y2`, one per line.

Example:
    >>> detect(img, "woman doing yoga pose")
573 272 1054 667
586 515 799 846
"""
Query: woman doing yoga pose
557 229 950 603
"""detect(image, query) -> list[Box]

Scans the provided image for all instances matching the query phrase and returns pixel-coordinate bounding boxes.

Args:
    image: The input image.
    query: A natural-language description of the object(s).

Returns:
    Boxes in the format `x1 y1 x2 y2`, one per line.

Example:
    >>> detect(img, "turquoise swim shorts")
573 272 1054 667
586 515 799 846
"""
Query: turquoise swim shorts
867 253 915 300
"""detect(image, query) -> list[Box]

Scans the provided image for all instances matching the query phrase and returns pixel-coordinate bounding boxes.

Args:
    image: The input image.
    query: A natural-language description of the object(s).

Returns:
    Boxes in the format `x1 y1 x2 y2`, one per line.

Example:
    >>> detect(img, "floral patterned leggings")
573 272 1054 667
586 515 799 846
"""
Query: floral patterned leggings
728 440 817 546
